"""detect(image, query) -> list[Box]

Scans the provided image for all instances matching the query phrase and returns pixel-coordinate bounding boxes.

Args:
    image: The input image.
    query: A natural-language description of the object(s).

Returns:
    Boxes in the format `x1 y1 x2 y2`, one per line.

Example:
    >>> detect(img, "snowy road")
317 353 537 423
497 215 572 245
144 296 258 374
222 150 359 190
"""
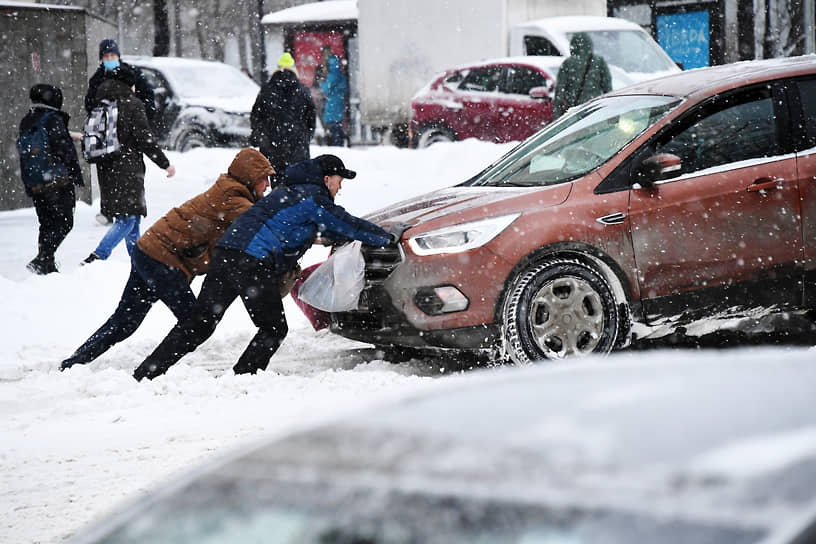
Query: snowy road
1 142 813 543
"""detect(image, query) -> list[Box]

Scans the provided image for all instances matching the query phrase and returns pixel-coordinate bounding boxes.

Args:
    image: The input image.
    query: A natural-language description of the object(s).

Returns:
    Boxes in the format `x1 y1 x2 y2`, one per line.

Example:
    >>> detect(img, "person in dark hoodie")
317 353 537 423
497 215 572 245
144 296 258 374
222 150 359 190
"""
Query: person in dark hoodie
553 32 612 119
83 66 176 265
17 84 84 274
250 52 316 185
132 154 396 381
61 149 272 371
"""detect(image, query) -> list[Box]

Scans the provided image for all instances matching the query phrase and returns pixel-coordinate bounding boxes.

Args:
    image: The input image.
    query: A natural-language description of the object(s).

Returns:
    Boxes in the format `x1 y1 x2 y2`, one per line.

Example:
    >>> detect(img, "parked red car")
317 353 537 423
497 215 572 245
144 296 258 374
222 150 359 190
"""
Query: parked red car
410 56 632 148
334 56 816 362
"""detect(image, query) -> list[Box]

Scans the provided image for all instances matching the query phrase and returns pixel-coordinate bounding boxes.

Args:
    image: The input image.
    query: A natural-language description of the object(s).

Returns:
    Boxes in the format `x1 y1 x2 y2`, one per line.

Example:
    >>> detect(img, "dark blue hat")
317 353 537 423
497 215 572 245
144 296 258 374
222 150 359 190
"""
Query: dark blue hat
99 39 121 60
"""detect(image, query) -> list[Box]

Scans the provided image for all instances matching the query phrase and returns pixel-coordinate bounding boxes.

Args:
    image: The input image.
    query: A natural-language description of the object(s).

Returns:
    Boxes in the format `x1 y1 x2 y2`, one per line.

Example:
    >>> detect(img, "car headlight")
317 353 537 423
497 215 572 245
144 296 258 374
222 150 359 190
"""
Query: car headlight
407 214 520 256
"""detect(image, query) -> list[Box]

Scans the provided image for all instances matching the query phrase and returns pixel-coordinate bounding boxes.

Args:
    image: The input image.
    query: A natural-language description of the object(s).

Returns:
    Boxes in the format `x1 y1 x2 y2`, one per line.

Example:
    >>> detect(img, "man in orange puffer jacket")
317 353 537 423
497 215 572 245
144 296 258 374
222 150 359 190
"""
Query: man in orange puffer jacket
61 148 273 370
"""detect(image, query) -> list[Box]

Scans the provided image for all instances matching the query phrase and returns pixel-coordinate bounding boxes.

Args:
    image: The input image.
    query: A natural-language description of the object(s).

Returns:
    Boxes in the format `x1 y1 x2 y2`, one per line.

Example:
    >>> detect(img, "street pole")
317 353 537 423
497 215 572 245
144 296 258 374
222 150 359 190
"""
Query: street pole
257 0 267 82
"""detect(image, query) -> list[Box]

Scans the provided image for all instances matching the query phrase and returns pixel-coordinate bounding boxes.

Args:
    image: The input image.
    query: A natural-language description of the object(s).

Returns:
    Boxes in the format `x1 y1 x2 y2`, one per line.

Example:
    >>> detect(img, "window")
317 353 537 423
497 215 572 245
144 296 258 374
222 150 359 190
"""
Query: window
459 67 504 92
524 36 560 56
138 67 163 90
653 88 778 176
504 66 548 95
796 79 816 149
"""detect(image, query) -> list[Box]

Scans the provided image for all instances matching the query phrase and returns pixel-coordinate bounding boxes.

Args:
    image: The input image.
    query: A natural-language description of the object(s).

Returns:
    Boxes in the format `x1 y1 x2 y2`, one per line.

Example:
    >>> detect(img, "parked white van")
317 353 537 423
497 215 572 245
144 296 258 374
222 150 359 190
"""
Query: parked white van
509 16 682 82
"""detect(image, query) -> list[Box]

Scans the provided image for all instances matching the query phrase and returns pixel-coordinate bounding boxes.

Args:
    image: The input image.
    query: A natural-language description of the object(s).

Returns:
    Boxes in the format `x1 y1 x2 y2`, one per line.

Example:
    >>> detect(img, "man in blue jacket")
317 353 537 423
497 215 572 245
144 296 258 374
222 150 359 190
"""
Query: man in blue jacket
133 154 394 381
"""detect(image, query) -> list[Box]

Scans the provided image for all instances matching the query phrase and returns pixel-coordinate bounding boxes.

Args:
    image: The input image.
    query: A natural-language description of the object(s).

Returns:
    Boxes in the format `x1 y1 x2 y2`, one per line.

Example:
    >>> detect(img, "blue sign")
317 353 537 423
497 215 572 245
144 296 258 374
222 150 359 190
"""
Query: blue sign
657 11 710 69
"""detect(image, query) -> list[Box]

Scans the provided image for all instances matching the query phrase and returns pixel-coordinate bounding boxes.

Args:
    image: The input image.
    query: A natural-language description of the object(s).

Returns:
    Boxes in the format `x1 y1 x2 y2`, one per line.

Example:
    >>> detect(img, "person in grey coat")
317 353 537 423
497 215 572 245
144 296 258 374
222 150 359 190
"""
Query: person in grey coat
83 66 176 265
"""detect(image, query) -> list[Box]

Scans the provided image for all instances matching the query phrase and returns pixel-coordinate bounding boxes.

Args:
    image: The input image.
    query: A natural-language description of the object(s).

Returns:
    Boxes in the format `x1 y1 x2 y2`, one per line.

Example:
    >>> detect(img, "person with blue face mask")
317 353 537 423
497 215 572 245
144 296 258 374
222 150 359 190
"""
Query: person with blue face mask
84 39 158 225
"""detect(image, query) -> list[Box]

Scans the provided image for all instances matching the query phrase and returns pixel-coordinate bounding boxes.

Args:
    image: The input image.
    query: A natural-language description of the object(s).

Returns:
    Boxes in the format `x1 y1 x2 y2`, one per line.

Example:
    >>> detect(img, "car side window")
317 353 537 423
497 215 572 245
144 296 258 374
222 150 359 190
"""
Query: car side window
443 70 465 90
524 36 560 56
459 67 504 93
138 67 162 90
503 66 548 95
796 79 816 149
653 88 778 176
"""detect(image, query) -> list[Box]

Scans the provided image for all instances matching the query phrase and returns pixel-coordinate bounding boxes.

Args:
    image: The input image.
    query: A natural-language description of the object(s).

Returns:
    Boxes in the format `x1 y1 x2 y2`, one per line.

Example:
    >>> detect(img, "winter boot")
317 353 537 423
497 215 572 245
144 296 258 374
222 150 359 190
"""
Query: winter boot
82 253 101 265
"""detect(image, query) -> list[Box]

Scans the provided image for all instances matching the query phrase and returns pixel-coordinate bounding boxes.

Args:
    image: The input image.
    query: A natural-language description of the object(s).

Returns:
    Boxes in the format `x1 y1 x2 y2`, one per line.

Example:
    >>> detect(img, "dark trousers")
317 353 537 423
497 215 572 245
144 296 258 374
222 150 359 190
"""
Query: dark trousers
325 121 346 147
62 246 195 369
30 185 75 271
133 247 287 381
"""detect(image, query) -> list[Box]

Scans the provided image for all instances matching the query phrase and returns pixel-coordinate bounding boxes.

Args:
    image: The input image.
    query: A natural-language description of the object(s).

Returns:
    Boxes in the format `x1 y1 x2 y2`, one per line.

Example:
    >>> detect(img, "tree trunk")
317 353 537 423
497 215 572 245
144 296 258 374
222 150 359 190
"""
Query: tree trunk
153 0 171 56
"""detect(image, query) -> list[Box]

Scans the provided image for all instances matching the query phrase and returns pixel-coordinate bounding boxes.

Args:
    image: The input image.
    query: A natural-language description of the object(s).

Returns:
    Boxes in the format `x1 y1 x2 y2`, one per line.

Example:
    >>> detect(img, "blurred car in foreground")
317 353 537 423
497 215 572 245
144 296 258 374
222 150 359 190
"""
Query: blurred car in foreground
333 56 816 362
509 16 682 81
410 56 633 147
70 355 816 543
128 56 259 151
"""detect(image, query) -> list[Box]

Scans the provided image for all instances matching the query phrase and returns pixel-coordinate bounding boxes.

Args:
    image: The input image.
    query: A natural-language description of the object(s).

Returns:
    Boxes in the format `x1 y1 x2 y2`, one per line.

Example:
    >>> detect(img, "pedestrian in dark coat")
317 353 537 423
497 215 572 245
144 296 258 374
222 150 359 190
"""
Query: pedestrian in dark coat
320 55 348 146
83 66 176 265
133 154 395 381
61 149 272 371
553 33 612 118
17 84 84 274
250 53 316 185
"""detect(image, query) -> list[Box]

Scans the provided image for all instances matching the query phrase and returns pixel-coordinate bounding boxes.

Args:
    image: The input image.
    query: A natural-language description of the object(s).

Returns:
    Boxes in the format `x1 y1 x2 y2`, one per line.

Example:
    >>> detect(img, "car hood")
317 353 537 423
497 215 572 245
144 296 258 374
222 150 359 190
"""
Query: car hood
367 185 571 229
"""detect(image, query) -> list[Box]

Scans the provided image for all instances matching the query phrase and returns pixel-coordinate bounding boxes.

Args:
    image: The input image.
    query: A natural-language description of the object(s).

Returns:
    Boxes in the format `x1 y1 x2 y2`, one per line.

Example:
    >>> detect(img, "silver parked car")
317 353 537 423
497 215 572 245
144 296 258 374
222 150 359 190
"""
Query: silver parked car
71 353 816 543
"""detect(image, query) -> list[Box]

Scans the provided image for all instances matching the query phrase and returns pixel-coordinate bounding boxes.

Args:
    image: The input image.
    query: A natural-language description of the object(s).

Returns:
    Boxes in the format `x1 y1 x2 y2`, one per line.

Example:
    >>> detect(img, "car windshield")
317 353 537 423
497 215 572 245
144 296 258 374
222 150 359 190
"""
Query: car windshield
568 30 679 74
161 63 258 98
473 95 680 187
92 481 764 544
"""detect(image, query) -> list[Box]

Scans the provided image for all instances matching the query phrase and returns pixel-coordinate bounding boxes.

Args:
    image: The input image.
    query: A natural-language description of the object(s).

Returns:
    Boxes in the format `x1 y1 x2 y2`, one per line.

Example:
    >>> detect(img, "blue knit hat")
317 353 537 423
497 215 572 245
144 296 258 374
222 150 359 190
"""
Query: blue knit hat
99 39 121 60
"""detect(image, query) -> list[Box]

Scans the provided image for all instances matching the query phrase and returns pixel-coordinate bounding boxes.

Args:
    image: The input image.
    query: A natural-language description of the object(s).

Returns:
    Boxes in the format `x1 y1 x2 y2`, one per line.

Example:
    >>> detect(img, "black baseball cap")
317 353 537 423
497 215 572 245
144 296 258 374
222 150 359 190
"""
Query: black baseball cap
317 154 356 179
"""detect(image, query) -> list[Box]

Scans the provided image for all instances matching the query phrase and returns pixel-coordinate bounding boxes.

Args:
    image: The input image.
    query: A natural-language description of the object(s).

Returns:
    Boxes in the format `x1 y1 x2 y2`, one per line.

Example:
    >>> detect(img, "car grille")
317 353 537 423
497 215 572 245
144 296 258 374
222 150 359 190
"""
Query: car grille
362 244 403 284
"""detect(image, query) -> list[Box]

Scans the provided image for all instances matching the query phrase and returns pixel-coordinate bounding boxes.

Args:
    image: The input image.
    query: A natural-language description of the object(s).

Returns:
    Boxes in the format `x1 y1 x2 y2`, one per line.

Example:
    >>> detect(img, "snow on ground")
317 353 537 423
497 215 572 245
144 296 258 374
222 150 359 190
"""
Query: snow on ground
0 140 813 543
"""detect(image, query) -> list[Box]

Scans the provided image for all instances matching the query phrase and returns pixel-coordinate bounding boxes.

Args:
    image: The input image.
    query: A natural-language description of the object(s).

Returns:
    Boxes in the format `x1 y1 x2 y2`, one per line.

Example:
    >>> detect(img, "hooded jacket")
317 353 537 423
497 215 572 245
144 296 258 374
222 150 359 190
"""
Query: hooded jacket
319 56 347 124
137 149 272 279
94 77 170 217
217 157 391 275
250 68 316 174
553 33 612 118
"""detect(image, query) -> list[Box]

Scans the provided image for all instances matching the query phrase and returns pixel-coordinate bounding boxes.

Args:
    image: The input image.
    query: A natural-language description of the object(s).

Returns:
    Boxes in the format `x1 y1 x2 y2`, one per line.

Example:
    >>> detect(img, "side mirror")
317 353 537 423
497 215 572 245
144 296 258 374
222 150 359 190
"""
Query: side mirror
529 86 551 101
636 153 682 188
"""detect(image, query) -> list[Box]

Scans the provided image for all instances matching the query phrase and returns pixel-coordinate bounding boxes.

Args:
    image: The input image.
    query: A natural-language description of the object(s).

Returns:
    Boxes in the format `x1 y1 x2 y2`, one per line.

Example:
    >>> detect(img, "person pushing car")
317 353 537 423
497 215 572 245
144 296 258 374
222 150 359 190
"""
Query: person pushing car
133 154 396 381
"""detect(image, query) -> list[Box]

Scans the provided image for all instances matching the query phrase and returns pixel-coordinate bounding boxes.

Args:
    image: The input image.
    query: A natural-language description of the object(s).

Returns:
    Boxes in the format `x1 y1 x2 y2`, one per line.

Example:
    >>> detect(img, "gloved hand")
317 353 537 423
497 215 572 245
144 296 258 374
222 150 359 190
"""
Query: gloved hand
389 232 401 245
387 222 411 245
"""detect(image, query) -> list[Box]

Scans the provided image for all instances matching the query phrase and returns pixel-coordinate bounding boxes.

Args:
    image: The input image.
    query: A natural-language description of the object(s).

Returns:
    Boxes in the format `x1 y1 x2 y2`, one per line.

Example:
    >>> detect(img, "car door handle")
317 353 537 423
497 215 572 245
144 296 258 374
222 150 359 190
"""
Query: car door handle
747 177 783 192
596 212 625 225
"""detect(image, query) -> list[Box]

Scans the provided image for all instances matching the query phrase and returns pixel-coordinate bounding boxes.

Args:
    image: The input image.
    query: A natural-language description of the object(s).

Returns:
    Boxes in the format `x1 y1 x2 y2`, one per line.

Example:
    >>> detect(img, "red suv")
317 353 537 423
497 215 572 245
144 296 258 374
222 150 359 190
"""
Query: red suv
333 57 816 362
410 56 632 148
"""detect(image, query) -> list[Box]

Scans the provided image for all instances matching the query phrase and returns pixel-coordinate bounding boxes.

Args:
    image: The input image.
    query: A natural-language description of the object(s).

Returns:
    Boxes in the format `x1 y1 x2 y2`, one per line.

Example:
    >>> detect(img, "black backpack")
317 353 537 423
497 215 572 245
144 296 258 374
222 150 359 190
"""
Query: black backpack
17 112 70 194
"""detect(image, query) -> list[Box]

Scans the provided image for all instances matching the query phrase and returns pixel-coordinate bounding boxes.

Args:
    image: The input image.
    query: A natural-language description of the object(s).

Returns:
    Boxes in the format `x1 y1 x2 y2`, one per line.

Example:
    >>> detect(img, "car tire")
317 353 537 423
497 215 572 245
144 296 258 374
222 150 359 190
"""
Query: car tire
416 125 455 148
174 126 211 152
502 259 619 363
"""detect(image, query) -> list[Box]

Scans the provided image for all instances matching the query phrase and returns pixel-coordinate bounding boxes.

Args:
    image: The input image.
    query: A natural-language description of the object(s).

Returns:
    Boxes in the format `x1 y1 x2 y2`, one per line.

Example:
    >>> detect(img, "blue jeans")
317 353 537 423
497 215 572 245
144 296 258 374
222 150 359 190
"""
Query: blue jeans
61 246 196 368
94 215 141 259
325 121 346 147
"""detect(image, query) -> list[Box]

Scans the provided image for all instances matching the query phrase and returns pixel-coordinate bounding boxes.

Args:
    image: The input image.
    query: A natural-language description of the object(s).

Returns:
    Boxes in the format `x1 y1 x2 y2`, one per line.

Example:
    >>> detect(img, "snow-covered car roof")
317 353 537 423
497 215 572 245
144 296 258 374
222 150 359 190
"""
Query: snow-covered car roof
126 56 259 113
608 54 816 99
70 354 816 543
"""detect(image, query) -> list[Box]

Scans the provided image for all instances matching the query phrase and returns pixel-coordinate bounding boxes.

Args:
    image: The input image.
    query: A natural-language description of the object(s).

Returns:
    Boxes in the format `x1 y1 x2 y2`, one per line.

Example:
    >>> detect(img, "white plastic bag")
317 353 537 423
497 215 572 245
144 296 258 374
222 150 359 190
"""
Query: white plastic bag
297 241 366 312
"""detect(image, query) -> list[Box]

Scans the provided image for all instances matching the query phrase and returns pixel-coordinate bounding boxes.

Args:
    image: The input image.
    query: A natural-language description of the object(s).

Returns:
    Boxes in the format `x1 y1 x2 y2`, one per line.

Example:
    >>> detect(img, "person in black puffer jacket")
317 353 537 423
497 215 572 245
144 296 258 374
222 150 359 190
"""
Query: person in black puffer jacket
250 53 316 186
17 84 84 274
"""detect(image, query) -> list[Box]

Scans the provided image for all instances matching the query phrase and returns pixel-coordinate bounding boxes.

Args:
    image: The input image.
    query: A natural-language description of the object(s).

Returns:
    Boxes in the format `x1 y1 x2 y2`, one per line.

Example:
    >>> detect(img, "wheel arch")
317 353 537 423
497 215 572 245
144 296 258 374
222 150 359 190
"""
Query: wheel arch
494 241 640 326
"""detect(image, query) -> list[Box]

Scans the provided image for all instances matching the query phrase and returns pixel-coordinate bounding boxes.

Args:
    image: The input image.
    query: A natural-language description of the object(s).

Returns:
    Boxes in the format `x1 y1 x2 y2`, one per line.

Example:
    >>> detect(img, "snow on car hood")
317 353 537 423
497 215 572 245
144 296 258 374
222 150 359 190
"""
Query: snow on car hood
181 95 256 114
367 184 570 228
